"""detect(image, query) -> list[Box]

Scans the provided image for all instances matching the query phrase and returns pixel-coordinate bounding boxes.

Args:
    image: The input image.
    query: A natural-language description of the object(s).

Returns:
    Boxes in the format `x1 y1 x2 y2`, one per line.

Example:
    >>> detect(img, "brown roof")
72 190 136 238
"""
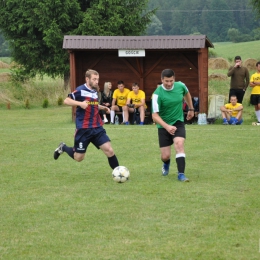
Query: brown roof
63 35 214 50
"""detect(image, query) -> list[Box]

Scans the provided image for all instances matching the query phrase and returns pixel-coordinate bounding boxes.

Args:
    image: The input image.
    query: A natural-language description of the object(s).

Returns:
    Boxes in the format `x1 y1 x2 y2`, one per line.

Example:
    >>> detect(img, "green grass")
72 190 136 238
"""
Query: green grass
213 40 260 61
0 56 12 64
0 107 260 259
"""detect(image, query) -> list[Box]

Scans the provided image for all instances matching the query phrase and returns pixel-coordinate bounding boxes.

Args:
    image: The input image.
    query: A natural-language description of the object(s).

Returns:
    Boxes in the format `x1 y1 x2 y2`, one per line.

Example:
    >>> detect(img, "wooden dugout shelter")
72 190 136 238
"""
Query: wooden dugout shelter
62 35 214 120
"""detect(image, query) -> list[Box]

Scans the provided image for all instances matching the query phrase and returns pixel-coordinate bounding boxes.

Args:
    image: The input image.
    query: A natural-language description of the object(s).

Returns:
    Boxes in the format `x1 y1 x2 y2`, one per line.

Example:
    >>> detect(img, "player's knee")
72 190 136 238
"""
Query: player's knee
106 147 114 157
74 153 85 162
162 155 170 161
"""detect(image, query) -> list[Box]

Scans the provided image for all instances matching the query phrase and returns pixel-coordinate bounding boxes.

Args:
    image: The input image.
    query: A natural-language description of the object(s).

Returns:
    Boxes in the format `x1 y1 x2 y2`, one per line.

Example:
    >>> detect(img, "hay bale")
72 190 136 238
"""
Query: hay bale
0 72 11 82
208 58 230 70
243 58 257 70
209 73 228 81
0 61 10 69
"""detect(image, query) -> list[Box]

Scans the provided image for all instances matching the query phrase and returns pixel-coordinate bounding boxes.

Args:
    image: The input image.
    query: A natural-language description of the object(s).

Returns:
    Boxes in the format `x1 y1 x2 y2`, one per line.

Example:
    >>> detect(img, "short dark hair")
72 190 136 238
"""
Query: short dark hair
117 80 124 85
234 56 241 61
161 69 175 78
132 82 139 87
256 61 260 67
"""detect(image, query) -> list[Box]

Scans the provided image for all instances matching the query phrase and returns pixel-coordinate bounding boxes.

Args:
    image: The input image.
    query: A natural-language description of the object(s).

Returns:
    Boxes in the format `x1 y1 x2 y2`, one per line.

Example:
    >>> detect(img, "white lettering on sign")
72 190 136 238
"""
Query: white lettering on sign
118 50 145 57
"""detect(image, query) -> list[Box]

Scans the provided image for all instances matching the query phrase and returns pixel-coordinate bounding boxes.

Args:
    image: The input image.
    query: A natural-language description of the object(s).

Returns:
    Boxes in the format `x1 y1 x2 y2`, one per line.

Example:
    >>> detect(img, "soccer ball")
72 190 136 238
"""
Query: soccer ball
112 166 130 183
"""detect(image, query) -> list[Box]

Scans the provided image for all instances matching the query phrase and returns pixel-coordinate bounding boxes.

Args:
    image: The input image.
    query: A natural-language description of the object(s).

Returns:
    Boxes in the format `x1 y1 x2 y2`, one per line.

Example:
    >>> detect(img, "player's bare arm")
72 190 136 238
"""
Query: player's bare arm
98 105 110 113
250 81 260 87
152 112 177 135
111 98 116 106
136 99 145 108
64 97 89 109
183 92 194 120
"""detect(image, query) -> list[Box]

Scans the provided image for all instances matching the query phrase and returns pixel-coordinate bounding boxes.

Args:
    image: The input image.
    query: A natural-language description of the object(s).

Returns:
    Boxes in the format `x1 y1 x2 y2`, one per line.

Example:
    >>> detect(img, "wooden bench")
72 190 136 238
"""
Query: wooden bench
115 110 152 124
112 99 153 124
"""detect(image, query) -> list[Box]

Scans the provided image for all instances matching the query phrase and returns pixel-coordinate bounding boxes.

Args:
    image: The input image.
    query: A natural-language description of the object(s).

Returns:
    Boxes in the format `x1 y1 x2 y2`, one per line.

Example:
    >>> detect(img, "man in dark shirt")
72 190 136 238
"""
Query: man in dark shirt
227 56 249 104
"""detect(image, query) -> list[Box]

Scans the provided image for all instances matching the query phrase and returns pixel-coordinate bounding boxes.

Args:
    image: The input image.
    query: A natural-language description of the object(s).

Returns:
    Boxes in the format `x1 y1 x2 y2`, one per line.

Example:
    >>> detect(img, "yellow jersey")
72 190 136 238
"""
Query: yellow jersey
128 90 147 108
112 88 130 106
224 103 242 117
250 72 260 94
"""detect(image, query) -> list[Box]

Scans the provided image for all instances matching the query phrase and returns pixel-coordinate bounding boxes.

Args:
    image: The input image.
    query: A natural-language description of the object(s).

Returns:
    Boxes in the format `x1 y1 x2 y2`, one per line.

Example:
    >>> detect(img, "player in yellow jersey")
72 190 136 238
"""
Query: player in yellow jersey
220 95 243 125
110 81 130 124
249 61 260 125
124 83 147 125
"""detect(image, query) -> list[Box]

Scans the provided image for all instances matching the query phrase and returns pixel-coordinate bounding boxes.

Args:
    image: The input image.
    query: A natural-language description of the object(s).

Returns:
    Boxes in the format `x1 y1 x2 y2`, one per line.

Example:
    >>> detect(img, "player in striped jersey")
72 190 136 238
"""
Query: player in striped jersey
53 69 119 170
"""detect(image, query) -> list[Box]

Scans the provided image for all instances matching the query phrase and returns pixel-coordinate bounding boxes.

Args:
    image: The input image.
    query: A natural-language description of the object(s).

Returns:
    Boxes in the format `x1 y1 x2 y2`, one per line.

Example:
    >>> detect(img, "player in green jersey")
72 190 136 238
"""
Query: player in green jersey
152 69 194 182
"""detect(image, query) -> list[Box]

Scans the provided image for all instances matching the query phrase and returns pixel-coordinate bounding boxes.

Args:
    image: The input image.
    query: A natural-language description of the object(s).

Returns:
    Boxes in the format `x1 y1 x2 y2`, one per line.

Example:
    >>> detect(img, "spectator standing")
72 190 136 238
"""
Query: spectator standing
124 83 147 125
152 69 194 182
249 61 260 125
227 56 249 103
220 95 243 125
110 81 130 124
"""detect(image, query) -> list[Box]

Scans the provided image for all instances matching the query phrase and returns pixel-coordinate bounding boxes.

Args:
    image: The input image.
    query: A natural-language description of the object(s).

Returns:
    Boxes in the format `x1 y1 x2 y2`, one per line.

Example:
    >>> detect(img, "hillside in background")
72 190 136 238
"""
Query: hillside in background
212 40 260 61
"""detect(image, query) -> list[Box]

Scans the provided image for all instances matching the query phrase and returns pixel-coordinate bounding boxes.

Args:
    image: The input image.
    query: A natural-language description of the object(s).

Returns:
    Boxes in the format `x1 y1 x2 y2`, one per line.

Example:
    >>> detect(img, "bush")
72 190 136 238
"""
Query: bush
209 49 217 58
25 99 30 109
42 98 49 108
57 97 63 106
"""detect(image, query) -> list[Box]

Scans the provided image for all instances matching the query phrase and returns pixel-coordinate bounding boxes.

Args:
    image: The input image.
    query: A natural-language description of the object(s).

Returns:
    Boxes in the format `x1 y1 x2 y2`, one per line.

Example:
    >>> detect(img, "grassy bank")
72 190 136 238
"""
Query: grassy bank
212 40 260 61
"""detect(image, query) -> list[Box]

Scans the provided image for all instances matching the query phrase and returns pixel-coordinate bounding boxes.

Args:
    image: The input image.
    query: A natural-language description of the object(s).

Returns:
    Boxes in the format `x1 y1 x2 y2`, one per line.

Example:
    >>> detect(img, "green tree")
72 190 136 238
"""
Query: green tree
205 0 232 41
227 28 240 42
0 0 155 85
146 15 165 35
251 0 260 17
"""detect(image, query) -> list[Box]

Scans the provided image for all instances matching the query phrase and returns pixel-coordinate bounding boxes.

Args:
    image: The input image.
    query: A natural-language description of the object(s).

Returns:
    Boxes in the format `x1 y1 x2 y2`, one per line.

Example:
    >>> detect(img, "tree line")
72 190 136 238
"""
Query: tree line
146 0 260 42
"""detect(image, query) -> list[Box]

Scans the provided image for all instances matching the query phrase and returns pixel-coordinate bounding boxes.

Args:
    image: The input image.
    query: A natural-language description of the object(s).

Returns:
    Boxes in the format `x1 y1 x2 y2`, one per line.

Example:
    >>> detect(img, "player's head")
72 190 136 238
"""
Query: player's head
230 95 237 105
132 82 139 94
117 80 124 92
161 69 175 90
85 69 99 90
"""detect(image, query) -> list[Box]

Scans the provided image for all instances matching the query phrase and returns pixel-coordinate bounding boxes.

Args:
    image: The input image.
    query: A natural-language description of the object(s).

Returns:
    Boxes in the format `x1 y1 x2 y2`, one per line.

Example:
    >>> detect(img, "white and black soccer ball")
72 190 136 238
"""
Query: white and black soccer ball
112 166 130 183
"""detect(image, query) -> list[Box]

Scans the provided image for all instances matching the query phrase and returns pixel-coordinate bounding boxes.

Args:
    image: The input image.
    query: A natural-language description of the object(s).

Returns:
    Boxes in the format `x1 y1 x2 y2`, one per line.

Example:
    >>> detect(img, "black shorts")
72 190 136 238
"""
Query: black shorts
158 120 186 148
250 94 260 105
117 106 123 112
74 127 110 153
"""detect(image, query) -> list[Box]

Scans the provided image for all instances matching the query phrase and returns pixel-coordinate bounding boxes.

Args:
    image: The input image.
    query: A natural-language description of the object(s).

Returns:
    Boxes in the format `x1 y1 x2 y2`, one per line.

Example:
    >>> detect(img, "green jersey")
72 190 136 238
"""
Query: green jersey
152 82 188 128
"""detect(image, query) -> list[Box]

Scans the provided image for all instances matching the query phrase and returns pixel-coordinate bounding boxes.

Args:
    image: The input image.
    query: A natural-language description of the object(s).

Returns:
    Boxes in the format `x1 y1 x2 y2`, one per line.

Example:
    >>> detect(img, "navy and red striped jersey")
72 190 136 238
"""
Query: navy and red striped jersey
68 84 103 129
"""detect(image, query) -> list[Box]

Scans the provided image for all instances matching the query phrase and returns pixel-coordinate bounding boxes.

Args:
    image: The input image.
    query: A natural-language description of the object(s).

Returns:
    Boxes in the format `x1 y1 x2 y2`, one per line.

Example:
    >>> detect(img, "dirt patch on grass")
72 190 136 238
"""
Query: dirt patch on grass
209 58 230 69
209 73 228 81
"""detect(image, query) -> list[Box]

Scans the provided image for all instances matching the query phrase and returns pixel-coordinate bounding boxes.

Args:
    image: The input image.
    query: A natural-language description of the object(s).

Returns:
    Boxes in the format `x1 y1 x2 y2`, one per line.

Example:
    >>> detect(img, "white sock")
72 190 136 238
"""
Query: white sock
256 110 260 122
110 110 115 123
122 111 125 122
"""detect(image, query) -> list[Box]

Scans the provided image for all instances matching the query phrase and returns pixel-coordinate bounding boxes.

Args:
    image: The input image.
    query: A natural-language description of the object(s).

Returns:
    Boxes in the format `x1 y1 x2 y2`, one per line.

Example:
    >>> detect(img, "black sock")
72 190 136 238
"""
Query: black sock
63 145 74 159
108 154 119 169
176 156 185 173
162 159 170 165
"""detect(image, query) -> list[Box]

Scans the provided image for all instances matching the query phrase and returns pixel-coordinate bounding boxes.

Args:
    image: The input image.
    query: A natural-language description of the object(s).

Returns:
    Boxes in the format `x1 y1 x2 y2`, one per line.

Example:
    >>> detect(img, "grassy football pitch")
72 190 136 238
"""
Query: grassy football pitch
0 107 259 260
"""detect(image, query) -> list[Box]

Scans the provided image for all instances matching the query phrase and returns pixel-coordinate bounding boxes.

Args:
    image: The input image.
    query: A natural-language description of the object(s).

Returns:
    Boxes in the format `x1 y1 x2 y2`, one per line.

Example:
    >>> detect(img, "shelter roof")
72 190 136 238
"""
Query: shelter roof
63 35 214 50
